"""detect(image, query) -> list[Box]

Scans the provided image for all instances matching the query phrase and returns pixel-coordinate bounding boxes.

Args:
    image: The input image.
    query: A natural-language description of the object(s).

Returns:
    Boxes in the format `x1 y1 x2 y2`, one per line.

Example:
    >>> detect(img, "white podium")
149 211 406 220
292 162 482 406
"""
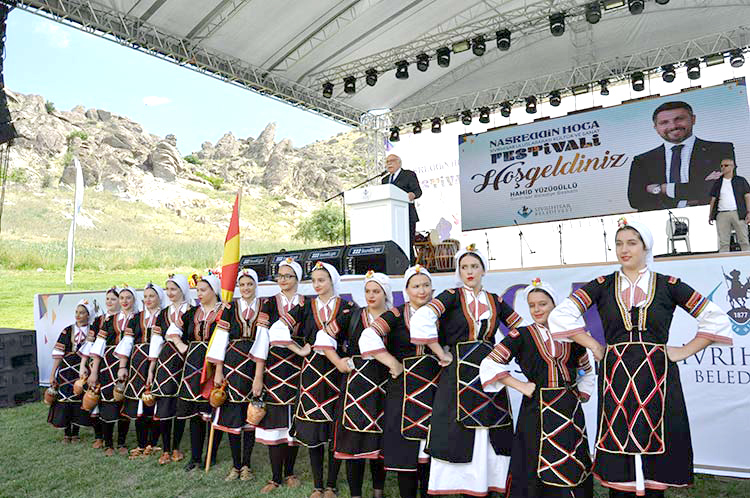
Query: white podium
344 184 411 259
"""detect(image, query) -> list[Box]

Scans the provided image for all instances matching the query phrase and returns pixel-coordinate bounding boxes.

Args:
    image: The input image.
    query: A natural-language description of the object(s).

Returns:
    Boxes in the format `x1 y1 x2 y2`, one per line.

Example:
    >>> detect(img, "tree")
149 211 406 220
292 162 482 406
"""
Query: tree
295 203 349 243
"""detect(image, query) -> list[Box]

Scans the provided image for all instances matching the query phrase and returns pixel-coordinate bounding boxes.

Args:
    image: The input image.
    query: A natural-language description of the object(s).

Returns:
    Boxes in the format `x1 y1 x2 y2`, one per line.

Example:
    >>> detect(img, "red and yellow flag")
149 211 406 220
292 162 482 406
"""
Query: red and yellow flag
221 189 242 303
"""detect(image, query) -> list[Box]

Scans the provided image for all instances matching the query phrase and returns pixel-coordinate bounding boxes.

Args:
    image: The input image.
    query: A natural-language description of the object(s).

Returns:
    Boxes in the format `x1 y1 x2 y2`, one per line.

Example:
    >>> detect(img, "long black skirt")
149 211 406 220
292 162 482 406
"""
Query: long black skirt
212 402 253 434
382 375 422 471
48 401 91 428
506 395 593 498
593 361 693 488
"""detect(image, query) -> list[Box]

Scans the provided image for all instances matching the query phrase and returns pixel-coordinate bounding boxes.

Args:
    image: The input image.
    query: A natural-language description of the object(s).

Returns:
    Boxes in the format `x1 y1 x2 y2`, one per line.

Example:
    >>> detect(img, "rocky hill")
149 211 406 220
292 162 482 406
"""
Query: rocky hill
4 89 372 210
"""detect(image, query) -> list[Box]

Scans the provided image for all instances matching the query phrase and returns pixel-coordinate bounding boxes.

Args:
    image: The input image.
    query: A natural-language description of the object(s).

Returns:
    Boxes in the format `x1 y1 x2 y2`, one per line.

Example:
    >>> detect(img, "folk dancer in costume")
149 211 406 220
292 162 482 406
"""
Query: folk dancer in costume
324 272 390 498
177 274 226 471
410 245 523 496
480 279 595 497
146 274 193 465
206 268 268 481
88 286 140 456
549 218 733 498
48 299 97 443
359 265 435 498
87 287 121 448
256 258 304 493
120 283 168 459
269 261 356 498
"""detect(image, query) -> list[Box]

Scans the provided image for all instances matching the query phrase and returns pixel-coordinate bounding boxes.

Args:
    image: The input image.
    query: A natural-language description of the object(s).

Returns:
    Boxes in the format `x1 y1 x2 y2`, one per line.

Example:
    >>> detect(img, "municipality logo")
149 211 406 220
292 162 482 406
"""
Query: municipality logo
722 268 749 336
517 206 532 218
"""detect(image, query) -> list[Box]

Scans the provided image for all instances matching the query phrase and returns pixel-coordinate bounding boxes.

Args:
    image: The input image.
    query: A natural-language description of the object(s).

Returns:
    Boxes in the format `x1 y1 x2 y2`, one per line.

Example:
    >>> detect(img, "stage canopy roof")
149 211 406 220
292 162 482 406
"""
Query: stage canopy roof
16 0 750 129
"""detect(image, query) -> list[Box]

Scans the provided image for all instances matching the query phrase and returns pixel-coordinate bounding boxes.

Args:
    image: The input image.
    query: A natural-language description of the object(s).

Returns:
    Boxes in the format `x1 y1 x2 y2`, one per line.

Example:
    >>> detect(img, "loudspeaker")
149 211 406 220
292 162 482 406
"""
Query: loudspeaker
239 253 272 282
344 241 409 275
0 328 39 407
303 246 345 279
268 251 306 281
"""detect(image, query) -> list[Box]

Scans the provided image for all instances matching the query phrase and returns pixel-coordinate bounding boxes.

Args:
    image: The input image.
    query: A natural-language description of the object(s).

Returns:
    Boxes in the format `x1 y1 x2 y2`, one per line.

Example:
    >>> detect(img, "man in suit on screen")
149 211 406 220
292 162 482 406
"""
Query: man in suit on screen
627 101 735 211
382 154 422 263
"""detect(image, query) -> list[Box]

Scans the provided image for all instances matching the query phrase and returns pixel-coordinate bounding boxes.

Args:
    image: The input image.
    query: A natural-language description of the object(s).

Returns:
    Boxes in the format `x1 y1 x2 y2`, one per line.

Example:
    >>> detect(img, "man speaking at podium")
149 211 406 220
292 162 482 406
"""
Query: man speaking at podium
383 154 422 263
627 101 735 211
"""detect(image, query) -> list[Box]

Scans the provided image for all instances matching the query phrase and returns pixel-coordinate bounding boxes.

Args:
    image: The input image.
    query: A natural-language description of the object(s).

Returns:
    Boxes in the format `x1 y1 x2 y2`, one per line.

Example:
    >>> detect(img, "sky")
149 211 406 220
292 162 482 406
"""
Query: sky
4 8 352 155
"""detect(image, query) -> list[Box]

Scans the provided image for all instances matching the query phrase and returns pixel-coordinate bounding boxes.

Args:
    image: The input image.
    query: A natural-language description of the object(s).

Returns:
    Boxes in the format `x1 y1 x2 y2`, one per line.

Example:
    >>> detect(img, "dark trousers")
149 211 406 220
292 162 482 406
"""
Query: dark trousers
409 218 417 265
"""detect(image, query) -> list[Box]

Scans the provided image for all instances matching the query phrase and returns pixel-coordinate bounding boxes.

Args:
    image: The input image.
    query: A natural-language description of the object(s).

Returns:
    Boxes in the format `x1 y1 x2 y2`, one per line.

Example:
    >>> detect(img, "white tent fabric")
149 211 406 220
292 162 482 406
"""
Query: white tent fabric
17 1 750 127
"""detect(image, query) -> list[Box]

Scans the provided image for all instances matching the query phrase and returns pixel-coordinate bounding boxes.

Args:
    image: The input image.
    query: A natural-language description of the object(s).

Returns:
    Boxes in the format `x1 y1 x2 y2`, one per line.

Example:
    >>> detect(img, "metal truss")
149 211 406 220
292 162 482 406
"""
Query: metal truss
263 0 387 73
185 0 252 43
359 111 389 175
386 25 750 128
14 0 364 126
305 0 608 86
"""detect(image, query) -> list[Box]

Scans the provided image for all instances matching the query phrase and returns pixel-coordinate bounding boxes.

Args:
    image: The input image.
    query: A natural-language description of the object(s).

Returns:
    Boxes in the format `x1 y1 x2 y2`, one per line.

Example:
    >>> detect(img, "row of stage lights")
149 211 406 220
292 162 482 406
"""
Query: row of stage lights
387 49 746 141
322 0 673 99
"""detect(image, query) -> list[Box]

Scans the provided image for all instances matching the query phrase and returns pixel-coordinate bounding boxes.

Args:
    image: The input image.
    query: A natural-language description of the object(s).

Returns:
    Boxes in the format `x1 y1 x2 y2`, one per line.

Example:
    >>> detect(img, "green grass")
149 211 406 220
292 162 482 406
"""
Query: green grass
0 402 746 497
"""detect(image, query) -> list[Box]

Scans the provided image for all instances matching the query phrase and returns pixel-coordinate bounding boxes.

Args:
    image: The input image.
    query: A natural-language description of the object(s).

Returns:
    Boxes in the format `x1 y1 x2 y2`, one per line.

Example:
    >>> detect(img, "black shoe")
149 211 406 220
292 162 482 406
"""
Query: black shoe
184 460 199 472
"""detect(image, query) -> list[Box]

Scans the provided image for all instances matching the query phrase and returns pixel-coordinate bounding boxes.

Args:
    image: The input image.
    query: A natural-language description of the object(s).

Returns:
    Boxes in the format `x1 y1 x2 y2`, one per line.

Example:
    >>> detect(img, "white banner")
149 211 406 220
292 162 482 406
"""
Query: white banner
65 157 84 285
458 79 750 229
34 252 749 476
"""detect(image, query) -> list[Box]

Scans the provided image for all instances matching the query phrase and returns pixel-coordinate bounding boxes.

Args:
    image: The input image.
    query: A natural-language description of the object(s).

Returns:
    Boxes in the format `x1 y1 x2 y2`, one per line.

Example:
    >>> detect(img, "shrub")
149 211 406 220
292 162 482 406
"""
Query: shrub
184 154 202 165
294 203 349 243
195 171 224 190
45 101 56 113
66 130 89 144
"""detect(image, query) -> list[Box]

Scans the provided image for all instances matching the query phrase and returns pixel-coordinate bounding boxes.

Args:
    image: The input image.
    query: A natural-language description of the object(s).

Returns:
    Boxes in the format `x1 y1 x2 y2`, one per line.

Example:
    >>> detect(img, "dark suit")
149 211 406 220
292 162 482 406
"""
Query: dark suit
382 168 422 263
627 138 735 211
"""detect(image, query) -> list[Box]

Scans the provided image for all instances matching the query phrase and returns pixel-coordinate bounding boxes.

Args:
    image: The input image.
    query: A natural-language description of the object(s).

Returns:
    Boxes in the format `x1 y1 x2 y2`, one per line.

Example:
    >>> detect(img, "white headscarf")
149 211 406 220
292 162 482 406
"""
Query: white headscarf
364 271 393 309
119 286 141 313
237 268 259 285
167 274 194 306
311 261 341 296
521 278 558 326
76 298 96 326
453 244 489 286
200 274 222 302
616 217 654 266
278 257 302 282
144 282 168 311
402 264 432 304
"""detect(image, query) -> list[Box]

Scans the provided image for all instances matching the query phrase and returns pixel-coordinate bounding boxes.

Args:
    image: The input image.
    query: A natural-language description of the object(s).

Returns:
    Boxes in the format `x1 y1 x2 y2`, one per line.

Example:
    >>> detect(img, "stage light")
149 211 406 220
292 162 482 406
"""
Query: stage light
472 36 486 56
365 68 378 87
525 96 537 114
661 64 676 82
452 40 470 53
549 91 561 107
572 84 589 96
343 76 356 94
631 71 645 92
479 107 490 124
389 127 400 142
444 115 459 124
461 110 473 125
322 81 333 98
599 79 610 96
413 122 422 134
500 101 512 117
585 2 601 24
686 58 701 80
730 49 745 68
395 60 409 79
416 53 430 72
496 29 511 51
655 0 669 4
431 118 442 133
437 47 451 67
705 53 725 67
603 0 625 9
549 13 565 37
628 0 644 14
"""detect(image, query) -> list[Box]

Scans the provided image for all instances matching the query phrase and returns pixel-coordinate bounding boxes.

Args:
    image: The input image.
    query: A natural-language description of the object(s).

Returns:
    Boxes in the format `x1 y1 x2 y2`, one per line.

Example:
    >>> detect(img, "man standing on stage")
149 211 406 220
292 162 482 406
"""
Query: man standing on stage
708 158 750 252
627 101 735 212
382 154 422 263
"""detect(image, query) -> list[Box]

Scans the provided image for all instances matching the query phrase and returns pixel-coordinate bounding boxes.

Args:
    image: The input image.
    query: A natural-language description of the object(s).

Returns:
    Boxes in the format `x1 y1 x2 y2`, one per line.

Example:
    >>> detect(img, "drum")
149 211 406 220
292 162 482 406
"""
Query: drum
435 240 459 271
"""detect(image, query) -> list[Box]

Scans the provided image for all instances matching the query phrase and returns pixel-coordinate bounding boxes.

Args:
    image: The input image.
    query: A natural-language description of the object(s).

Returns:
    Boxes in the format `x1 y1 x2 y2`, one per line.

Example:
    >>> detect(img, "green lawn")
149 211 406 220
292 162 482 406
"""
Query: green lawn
0 402 746 497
